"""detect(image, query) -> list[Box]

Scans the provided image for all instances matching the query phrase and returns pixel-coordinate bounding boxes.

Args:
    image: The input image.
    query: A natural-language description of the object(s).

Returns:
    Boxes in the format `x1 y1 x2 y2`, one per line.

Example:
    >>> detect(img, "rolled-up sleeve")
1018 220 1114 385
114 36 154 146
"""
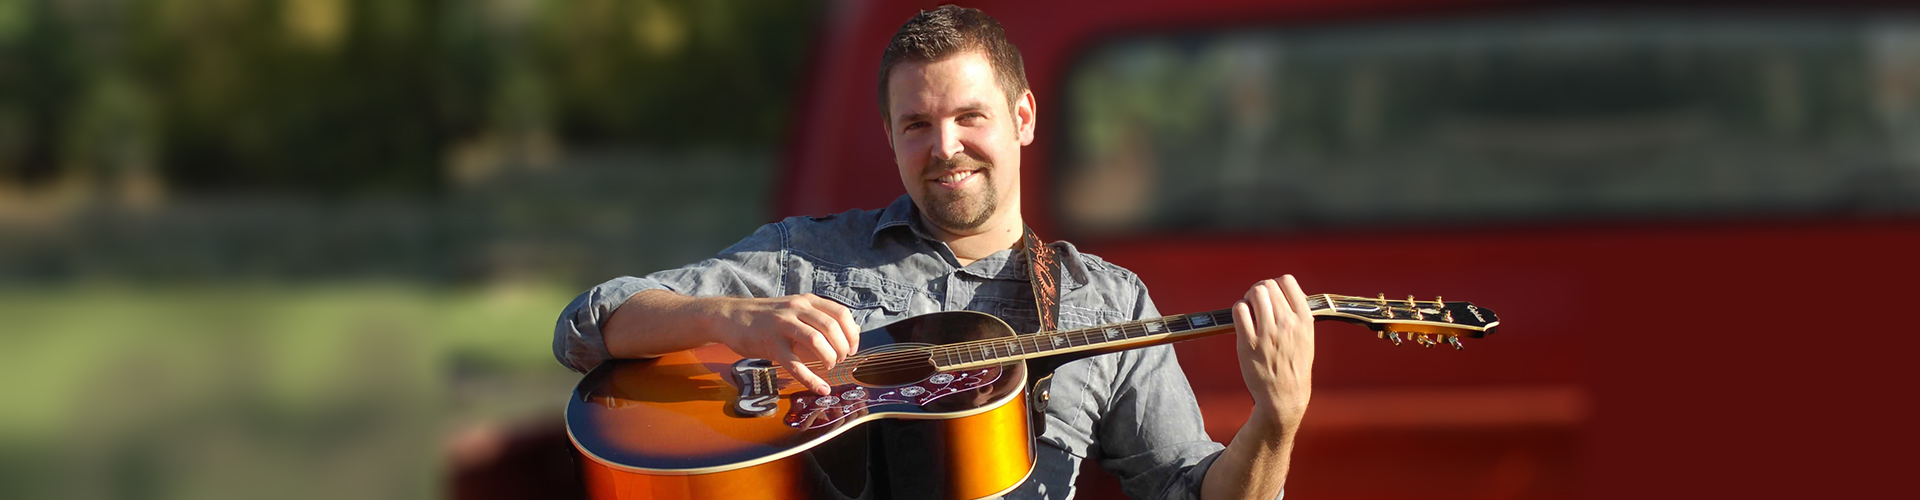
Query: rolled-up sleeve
552 222 789 373
1100 343 1256 500
1098 279 1281 500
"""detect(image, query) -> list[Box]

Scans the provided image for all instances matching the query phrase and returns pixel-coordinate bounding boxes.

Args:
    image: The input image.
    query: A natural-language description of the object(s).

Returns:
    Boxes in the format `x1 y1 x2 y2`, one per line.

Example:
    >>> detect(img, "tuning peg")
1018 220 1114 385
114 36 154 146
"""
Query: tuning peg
1385 332 1403 346
1446 335 1464 350
1417 334 1435 348
1443 309 1454 323
1435 295 1444 305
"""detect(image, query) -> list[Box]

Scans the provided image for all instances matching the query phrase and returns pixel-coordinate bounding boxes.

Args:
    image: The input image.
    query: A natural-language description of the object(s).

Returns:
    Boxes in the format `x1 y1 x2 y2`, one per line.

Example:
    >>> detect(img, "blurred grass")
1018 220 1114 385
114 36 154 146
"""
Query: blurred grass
0 282 579 500
0 148 778 500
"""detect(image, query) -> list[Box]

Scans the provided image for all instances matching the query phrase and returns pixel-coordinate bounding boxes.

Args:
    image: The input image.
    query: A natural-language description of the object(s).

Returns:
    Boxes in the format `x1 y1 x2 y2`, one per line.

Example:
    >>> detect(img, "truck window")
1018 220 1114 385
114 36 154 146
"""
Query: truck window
1057 13 1920 235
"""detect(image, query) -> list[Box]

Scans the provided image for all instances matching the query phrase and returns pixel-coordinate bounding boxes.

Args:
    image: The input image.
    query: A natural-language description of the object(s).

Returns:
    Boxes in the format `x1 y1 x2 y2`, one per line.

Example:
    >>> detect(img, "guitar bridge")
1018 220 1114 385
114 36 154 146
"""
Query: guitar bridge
728 358 780 417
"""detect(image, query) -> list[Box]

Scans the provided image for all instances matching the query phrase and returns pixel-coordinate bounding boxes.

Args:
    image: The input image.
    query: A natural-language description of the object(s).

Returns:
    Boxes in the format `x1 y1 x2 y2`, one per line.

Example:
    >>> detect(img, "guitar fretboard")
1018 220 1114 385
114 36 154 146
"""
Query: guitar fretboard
931 295 1343 369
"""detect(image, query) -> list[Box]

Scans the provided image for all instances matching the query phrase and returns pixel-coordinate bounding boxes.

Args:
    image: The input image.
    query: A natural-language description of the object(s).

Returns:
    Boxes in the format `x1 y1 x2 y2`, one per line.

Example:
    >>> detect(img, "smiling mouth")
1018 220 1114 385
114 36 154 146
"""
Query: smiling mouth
936 170 983 183
931 169 980 186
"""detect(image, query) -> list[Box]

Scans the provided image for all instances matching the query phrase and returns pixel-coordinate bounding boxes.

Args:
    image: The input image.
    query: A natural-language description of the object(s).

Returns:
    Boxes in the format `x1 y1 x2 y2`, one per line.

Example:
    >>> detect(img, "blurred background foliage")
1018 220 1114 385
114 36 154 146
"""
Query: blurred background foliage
0 0 812 196
0 1 819 499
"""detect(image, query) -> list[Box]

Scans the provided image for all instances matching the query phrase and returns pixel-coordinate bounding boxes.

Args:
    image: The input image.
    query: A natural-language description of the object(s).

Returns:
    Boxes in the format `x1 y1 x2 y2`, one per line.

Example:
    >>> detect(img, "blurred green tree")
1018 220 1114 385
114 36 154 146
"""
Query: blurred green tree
0 0 819 197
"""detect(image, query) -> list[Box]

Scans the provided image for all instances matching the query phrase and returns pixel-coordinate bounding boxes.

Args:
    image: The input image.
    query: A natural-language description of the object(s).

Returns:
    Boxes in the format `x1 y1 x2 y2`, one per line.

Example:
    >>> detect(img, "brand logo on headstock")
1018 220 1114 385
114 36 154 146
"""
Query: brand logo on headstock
1467 304 1485 322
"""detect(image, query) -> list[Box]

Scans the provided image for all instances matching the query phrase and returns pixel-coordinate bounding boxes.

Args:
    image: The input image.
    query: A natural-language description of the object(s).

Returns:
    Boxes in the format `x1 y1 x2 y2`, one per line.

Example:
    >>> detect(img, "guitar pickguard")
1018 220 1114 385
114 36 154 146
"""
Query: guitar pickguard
783 367 1003 430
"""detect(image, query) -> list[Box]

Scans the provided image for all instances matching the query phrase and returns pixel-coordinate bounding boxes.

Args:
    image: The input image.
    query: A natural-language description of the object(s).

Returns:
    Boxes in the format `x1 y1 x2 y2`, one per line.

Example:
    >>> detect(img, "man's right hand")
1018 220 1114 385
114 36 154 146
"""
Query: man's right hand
710 294 862 395
603 290 862 396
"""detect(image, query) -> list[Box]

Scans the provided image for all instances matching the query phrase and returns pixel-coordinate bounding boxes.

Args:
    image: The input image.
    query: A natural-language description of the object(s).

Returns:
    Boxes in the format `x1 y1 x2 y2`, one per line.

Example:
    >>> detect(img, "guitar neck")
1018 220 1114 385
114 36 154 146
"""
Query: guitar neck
930 294 1343 370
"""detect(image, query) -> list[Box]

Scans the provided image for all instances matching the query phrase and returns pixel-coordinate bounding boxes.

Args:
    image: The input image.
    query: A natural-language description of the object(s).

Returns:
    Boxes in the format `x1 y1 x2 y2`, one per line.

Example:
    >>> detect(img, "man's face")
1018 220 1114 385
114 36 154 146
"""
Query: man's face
884 50 1035 235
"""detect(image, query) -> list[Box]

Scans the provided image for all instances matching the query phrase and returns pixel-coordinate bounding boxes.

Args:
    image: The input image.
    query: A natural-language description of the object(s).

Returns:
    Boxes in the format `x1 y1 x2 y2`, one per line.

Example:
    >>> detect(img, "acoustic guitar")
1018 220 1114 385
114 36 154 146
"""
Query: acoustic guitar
566 294 1500 500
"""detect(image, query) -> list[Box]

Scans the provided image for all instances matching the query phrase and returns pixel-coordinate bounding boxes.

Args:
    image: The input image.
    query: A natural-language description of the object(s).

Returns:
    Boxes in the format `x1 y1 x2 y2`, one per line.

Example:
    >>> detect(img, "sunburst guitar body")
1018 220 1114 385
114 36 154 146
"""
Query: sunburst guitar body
566 294 1499 500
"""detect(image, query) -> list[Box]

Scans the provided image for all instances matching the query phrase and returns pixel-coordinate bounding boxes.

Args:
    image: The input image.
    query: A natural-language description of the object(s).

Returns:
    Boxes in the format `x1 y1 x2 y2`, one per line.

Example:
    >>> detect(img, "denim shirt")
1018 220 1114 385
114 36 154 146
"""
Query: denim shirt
555 195 1248 500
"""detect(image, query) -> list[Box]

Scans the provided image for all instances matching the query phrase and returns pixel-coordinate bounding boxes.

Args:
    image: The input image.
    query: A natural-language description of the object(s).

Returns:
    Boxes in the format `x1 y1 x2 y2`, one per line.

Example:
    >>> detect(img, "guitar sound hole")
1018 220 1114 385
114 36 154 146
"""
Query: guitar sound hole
851 357 936 387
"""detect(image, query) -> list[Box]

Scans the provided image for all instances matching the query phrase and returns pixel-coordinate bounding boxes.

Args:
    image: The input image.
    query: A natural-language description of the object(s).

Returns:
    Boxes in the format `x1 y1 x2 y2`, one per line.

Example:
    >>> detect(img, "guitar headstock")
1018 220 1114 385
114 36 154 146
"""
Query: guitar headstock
1314 294 1500 350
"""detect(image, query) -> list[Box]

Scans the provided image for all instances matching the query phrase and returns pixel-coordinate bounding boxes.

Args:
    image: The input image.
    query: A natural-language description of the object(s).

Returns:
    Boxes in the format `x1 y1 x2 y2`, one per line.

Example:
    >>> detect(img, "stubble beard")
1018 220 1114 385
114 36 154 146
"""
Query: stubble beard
921 155 998 232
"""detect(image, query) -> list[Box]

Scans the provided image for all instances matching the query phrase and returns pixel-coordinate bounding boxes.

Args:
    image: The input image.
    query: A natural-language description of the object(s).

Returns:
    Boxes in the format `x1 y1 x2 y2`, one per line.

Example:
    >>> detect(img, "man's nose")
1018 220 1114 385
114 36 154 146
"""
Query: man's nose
932 121 964 161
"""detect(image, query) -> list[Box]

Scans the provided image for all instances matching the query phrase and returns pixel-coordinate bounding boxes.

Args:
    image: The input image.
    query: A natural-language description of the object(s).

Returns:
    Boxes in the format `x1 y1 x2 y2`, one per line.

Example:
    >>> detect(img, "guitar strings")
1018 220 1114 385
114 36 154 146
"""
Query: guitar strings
756 292 1459 375
814 293 1451 370
768 306 1246 376
796 294 1300 370
763 294 1472 380
766 294 1411 379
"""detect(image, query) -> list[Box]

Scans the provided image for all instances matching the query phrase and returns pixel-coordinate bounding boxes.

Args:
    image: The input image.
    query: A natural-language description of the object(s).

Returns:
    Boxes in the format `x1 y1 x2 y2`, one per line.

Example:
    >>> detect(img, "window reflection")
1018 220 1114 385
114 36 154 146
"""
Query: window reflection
1059 13 1920 235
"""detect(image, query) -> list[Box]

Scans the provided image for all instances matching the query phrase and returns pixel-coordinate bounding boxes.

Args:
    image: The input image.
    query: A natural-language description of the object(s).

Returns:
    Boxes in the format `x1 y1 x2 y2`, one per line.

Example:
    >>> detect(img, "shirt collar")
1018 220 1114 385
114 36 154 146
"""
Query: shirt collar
871 194 1086 290
870 194 929 246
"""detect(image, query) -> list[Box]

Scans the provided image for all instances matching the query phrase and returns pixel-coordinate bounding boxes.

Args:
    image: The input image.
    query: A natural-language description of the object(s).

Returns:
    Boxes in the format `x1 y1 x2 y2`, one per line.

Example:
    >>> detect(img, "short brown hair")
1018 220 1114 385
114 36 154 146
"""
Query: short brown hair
877 5 1029 123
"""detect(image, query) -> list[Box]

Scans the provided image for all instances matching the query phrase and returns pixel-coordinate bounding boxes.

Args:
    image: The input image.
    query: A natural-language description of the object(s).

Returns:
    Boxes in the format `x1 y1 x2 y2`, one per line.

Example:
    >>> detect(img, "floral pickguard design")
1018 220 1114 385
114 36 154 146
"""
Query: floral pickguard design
783 367 1003 430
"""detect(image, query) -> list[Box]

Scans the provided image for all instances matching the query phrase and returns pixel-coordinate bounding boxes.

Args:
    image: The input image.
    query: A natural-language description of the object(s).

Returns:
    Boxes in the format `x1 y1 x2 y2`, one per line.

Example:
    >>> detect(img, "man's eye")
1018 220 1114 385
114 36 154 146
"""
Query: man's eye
960 113 985 122
903 122 927 132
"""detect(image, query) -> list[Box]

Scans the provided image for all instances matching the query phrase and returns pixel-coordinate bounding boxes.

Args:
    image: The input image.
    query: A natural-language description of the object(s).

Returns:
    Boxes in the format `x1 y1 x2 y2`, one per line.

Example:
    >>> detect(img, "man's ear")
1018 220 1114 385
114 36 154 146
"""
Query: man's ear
1015 90 1037 146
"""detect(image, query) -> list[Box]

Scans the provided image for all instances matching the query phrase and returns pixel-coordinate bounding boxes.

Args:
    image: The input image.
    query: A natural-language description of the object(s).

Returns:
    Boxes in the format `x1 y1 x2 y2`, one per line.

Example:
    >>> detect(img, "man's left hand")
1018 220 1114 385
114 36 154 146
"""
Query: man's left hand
1230 275 1316 432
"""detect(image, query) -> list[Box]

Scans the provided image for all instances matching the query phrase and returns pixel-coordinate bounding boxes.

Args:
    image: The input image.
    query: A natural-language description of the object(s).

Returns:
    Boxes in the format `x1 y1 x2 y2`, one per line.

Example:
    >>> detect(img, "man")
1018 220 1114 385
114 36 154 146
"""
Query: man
554 5 1311 499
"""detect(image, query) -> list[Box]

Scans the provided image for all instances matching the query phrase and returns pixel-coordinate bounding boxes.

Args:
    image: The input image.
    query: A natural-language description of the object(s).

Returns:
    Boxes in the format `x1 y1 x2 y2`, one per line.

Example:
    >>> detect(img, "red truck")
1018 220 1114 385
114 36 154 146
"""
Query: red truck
781 1 1920 498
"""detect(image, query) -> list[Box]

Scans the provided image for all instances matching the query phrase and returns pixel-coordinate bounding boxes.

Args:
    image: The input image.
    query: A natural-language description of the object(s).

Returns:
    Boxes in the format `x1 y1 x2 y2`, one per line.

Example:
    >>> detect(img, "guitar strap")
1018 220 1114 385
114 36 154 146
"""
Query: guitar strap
1021 226 1063 425
1021 225 1062 334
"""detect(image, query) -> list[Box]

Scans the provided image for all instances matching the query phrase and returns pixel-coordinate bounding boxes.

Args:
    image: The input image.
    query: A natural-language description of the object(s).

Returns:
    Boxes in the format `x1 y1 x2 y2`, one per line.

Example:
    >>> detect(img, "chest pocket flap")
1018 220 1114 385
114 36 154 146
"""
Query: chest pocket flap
810 265 911 314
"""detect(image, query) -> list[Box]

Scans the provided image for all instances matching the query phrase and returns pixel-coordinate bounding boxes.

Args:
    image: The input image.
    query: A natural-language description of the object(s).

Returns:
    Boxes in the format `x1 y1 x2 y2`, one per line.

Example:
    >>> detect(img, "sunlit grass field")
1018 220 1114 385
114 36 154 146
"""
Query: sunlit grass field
0 283 581 500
